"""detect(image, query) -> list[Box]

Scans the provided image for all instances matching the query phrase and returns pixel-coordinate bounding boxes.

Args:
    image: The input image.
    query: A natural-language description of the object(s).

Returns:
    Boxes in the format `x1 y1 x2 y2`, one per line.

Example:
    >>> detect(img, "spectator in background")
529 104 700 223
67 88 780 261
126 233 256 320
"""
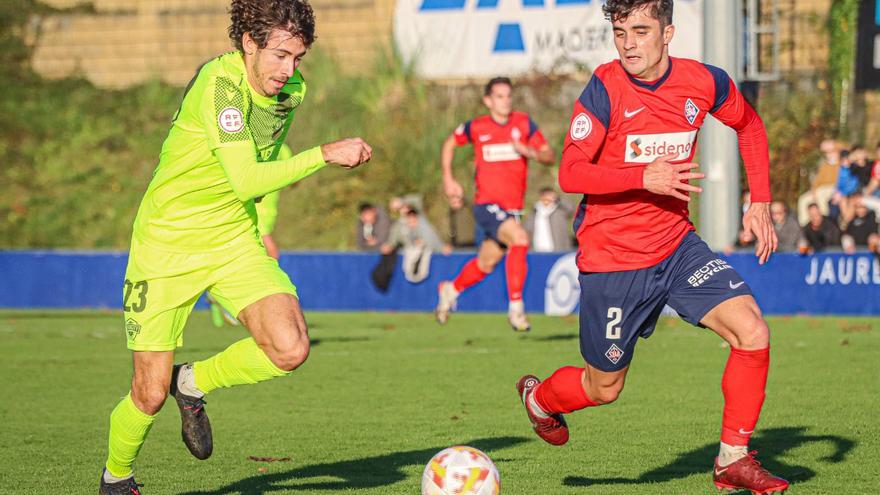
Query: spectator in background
850 145 873 189
356 203 390 251
770 201 800 252
841 194 879 254
860 145 880 217
389 194 424 219
447 195 476 248
800 203 841 253
525 187 574 252
797 139 841 224
383 207 451 283
383 207 449 254
829 149 860 225
723 189 755 254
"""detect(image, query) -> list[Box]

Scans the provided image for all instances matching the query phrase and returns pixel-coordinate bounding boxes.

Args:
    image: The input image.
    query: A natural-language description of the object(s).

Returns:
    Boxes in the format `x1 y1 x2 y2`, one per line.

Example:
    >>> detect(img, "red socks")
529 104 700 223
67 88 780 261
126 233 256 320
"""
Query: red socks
534 366 597 414
453 258 488 292
505 245 528 301
720 347 769 446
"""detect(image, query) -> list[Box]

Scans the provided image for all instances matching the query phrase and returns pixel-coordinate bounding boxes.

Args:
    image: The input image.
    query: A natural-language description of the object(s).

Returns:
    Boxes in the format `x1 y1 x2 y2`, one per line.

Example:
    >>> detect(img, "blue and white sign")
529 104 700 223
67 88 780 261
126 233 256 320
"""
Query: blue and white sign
394 0 704 79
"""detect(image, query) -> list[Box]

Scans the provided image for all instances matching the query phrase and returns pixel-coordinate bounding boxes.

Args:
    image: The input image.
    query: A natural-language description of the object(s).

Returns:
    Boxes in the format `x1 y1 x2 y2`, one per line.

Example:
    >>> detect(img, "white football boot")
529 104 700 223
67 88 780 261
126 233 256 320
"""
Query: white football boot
508 300 531 332
435 281 459 325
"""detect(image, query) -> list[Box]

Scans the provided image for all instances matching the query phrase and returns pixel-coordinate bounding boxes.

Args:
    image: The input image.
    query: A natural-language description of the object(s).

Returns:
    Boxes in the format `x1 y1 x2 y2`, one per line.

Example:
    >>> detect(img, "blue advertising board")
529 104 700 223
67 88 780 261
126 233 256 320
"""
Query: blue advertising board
0 251 877 316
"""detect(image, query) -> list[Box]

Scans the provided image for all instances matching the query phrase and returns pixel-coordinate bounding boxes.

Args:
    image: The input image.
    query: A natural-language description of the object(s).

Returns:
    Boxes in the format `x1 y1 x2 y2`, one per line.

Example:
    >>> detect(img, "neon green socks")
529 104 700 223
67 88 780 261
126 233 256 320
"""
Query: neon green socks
105 393 156 478
192 337 290 394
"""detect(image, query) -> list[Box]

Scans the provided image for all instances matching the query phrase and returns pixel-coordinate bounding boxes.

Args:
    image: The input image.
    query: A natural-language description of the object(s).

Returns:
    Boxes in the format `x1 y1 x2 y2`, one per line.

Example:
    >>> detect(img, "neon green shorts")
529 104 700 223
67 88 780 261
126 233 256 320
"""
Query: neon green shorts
122 238 297 351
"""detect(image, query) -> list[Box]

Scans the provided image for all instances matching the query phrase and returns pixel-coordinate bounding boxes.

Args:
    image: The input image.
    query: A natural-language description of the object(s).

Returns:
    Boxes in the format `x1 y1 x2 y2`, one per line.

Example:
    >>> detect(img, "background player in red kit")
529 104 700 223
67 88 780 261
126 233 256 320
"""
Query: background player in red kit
436 77 555 332
515 1 789 494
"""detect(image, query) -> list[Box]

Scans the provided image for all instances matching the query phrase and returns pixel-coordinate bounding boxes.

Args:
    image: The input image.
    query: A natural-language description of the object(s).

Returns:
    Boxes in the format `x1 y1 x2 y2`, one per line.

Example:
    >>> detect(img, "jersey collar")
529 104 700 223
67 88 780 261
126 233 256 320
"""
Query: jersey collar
623 57 673 92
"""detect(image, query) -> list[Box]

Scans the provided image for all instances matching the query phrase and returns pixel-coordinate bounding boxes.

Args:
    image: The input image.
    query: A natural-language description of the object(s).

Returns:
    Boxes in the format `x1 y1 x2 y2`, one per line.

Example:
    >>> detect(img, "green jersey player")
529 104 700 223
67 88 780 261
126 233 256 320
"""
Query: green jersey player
99 1 372 493
207 143 292 327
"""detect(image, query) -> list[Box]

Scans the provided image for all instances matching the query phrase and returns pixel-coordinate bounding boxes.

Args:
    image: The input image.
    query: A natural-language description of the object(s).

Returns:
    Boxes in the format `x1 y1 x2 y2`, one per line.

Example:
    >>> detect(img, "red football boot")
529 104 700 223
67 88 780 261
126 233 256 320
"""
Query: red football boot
713 451 790 494
516 375 569 446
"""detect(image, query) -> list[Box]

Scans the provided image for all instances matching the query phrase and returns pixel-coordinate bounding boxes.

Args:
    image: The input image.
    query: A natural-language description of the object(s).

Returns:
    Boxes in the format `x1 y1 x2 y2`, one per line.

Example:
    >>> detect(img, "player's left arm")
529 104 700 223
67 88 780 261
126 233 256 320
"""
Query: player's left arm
512 118 555 165
707 65 777 264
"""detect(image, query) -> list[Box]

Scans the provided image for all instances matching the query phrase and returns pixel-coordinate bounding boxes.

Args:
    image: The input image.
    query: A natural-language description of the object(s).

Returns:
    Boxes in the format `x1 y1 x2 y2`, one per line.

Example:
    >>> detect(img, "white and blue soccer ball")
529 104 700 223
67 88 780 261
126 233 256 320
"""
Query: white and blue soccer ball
421 446 501 495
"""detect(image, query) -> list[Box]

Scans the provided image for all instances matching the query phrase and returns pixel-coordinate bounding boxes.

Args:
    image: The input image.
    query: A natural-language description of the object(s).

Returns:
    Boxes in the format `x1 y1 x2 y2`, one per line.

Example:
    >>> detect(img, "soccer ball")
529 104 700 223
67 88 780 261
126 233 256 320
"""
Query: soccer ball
421 446 501 495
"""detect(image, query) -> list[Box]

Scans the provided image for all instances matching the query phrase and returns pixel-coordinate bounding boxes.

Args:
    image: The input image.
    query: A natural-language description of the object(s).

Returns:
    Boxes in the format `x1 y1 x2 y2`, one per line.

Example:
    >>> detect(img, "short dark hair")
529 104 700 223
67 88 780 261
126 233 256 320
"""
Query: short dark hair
229 0 317 52
602 0 673 27
484 76 512 96
359 202 375 213
539 187 557 196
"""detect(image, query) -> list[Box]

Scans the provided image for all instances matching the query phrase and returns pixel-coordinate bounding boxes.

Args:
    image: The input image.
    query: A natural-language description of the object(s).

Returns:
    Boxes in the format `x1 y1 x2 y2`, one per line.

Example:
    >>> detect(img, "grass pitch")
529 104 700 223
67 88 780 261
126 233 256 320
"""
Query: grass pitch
0 311 876 494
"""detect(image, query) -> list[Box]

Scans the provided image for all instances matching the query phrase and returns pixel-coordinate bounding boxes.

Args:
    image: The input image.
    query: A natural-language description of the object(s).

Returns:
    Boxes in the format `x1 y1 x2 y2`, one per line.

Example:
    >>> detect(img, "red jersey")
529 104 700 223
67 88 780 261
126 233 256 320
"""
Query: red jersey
560 57 771 272
872 160 880 181
454 111 548 211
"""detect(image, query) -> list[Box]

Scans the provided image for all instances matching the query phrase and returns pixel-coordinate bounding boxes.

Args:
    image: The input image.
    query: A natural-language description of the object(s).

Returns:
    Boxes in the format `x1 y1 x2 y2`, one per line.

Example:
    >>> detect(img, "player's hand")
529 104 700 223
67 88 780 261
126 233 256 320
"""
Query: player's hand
510 139 534 159
642 153 704 202
444 178 464 204
321 138 372 169
743 201 777 265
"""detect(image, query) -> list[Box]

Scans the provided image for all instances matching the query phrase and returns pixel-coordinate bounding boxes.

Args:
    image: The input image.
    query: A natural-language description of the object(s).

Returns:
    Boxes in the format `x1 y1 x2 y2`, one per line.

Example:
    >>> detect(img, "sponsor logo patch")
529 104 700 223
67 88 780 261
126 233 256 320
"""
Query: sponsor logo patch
482 143 520 162
570 113 591 140
605 343 624 364
486 204 509 221
687 258 732 287
218 107 244 133
684 98 699 125
125 318 141 340
624 130 697 163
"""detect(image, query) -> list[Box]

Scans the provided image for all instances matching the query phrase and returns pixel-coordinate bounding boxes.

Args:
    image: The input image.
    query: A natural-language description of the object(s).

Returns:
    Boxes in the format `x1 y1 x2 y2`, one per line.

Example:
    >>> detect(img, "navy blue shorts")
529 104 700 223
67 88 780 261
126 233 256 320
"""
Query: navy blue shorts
473 203 522 245
579 232 753 372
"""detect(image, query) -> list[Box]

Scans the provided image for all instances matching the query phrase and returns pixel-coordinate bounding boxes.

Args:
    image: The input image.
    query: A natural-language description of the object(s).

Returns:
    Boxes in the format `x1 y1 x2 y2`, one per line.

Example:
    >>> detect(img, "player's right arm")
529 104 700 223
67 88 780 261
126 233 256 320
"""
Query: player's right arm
558 75 703 200
441 122 472 203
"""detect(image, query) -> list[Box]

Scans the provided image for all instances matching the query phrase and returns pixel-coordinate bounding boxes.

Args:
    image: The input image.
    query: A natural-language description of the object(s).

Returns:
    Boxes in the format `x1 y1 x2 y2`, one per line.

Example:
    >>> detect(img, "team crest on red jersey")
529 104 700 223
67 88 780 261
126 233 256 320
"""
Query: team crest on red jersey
605 343 624 364
684 98 699 125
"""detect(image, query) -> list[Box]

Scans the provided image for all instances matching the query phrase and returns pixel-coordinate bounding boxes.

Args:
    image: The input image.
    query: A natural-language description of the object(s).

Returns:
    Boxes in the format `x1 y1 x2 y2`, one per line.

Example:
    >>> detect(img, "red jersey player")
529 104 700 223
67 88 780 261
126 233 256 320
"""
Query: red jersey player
436 77 555 332
515 2 789 494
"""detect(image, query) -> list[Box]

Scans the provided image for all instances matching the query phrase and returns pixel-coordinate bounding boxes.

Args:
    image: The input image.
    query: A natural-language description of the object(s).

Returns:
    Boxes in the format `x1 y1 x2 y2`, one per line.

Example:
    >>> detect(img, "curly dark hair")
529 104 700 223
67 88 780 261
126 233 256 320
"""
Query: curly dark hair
602 0 673 27
228 0 317 52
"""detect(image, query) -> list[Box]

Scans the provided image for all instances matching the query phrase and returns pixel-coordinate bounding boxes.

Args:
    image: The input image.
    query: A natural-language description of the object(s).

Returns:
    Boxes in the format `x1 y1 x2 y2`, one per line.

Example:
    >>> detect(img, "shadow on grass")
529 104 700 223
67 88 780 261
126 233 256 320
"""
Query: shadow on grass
529 334 578 342
177 436 529 494
310 336 372 347
564 426 855 489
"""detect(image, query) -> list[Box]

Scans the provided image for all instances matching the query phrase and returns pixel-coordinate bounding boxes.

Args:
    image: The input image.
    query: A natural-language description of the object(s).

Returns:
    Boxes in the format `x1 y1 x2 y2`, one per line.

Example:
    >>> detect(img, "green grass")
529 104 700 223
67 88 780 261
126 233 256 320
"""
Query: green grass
0 312 876 494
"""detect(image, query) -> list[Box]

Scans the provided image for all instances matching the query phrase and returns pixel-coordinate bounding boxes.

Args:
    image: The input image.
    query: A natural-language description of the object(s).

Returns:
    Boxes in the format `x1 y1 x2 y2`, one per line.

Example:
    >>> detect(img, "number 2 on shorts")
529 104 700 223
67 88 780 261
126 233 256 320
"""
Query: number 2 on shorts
606 307 623 339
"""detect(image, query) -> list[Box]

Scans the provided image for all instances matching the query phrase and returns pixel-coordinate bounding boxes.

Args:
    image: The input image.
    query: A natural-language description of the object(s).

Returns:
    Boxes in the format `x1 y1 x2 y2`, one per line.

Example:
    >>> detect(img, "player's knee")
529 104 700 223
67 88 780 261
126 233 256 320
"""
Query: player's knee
511 232 530 247
590 383 623 405
739 317 770 350
476 257 498 273
131 382 168 415
268 336 310 372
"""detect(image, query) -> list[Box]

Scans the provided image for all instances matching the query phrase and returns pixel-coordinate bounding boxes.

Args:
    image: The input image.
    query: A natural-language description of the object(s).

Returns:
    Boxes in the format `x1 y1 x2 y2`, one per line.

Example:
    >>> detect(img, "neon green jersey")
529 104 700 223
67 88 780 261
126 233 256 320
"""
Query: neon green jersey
132 52 325 252
255 144 292 236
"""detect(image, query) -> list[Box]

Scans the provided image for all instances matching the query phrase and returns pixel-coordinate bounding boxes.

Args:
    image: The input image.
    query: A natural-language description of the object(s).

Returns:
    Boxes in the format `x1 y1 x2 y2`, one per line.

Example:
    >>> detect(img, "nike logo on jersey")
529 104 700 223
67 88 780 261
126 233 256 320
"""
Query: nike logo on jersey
729 281 745 290
478 134 492 142
624 107 645 118
738 428 754 435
